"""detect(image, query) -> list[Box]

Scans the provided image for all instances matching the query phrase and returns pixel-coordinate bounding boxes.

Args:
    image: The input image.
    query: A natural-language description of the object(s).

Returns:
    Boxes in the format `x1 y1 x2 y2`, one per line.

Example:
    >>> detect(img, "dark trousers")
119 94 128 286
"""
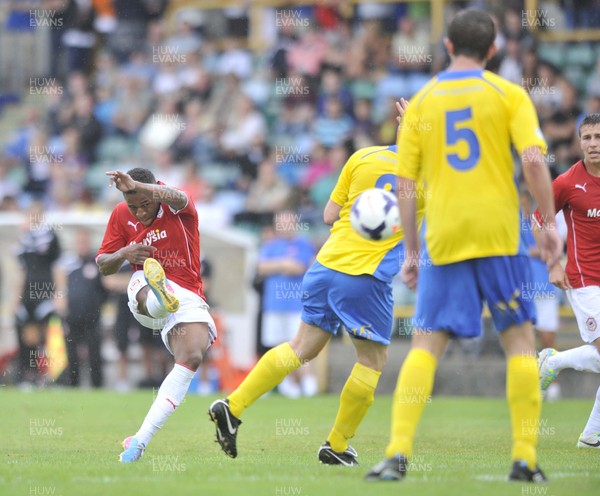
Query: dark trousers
66 316 102 388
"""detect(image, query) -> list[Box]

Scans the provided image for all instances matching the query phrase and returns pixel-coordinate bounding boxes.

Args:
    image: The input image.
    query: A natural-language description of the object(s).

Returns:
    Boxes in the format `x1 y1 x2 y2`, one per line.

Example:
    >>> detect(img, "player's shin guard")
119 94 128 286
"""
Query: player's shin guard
328 363 381 453
385 348 437 459
134 363 196 446
507 355 540 470
228 343 302 418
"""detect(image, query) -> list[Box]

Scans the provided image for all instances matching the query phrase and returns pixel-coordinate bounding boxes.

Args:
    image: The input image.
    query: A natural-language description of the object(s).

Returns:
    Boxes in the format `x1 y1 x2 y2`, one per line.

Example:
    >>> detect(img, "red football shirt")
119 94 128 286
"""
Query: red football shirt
96 191 204 298
534 160 600 288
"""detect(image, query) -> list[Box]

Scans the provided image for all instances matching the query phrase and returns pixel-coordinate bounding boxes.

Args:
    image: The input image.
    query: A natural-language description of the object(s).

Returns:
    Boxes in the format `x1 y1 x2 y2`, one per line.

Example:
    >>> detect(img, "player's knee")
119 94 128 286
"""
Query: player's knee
357 347 388 372
176 350 204 371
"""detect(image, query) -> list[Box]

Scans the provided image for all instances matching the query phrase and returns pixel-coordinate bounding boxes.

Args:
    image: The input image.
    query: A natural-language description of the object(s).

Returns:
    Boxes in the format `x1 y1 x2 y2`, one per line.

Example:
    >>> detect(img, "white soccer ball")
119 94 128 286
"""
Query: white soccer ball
350 188 401 241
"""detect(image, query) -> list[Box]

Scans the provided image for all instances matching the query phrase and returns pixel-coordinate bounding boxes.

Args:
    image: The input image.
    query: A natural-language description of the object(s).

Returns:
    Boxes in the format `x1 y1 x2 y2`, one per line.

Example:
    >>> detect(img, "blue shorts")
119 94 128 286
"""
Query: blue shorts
415 255 536 337
300 261 394 345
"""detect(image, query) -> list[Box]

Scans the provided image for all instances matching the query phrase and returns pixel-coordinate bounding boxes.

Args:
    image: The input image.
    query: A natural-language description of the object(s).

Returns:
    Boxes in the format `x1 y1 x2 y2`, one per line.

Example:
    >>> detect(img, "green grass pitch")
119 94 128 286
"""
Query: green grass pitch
1 389 598 496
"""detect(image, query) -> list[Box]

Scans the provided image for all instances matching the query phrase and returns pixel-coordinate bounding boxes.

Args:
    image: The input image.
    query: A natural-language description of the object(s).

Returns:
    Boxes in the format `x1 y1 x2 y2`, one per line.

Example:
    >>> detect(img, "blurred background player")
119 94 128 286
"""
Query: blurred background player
537 113 600 449
55 227 108 388
256 210 317 398
367 10 562 483
209 101 424 466
14 201 62 387
96 167 217 463
520 189 567 401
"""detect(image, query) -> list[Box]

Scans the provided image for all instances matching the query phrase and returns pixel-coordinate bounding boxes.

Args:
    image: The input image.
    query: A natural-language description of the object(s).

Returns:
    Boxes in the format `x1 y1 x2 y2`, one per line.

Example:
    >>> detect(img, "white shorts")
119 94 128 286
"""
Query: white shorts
534 295 559 332
261 311 301 348
566 286 600 343
127 271 217 355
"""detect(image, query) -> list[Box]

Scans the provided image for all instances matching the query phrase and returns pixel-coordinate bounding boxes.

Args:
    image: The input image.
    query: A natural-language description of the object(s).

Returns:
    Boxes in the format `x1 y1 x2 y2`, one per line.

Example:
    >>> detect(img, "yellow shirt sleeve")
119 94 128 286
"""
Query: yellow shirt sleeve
509 85 547 155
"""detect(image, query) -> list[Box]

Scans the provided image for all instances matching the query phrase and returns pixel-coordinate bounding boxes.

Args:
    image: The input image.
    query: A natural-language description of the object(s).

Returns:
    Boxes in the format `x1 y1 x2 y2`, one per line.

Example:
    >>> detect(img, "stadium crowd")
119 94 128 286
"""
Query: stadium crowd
0 0 599 221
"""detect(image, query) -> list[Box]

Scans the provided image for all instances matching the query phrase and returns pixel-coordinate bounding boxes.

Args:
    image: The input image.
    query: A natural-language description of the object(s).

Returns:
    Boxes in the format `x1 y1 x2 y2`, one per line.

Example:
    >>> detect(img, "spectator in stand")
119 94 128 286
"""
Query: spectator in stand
49 127 86 208
23 130 54 205
316 68 353 118
61 0 97 74
217 38 253 80
234 155 291 228
309 145 348 210
390 16 430 74
287 27 329 81
108 0 165 63
353 98 376 148
498 36 522 85
313 97 353 148
219 94 267 167
64 92 103 164
302 143 333 190
112 71 153 138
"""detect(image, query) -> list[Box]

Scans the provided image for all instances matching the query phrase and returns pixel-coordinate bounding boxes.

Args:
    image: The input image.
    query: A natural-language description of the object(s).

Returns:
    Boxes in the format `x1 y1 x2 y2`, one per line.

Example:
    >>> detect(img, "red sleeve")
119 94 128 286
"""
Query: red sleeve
96 207 127 260
532 175 566 227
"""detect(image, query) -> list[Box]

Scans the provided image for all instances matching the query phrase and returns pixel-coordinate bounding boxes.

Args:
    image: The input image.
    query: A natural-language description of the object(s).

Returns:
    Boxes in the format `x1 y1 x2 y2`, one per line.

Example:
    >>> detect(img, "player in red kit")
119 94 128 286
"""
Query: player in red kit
96 168 217 462
535 114 600 448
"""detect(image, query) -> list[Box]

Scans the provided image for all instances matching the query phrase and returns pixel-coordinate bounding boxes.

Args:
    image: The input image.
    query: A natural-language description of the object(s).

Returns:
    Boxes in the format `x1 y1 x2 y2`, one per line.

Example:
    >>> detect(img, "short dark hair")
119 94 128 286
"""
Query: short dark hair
126 168 156 184
448 9 496 61
579 114 600 136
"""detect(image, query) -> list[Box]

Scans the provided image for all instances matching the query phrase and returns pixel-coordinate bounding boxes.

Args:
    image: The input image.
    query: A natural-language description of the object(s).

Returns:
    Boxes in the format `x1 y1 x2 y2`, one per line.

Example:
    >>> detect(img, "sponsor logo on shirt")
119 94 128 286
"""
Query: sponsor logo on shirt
142 229 168 245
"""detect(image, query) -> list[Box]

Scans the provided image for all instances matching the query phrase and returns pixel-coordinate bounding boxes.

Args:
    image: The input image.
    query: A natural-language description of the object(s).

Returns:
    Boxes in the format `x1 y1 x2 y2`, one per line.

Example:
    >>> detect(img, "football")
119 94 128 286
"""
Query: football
350 188 401 241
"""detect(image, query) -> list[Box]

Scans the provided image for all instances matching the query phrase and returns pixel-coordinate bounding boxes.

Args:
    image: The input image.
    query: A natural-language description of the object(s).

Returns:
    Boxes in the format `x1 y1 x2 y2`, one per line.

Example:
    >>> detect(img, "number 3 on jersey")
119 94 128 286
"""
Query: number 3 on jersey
446 108 480 171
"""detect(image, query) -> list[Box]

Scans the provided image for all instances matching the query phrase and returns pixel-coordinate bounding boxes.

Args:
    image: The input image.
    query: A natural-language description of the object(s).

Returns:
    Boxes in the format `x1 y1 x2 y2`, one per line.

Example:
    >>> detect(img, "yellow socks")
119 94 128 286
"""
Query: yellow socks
507 355 540 470
385 348 437 459
327 363 381 453
228 343 302 418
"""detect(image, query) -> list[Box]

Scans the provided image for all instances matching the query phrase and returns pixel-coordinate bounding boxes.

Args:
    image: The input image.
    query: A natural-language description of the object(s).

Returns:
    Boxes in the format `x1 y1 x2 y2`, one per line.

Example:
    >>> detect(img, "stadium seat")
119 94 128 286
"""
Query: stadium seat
565 43 596 69
96 137 137 163
564 65 589 93
537 43 566 67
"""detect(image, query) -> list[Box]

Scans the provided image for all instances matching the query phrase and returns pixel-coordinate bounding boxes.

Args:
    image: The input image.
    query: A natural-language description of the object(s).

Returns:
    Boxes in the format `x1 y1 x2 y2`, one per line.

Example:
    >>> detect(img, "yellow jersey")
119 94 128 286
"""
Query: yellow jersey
398 69 546 265
317 145 425 282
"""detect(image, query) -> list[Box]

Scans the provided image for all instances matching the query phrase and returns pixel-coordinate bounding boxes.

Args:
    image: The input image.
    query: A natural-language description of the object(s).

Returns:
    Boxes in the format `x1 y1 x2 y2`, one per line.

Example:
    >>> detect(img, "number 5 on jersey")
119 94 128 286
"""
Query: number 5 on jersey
446 108 480 171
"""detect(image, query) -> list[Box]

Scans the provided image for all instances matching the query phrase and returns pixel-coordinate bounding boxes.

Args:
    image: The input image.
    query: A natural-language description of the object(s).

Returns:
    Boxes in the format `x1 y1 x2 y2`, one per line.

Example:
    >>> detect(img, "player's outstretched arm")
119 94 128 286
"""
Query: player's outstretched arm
521 146 563 268
106 170 188 211
97 244 157 276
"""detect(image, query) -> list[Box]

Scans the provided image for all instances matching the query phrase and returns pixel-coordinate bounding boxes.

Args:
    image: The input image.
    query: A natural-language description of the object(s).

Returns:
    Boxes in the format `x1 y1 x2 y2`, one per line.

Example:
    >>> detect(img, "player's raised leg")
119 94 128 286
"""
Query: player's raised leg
209 322 330 458
143 257 180 314
120 321 211 462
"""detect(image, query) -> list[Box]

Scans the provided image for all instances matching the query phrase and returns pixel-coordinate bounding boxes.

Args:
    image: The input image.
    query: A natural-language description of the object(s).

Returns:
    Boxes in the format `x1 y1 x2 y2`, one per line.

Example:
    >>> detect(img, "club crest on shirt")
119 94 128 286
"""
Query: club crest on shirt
586 317 597 332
